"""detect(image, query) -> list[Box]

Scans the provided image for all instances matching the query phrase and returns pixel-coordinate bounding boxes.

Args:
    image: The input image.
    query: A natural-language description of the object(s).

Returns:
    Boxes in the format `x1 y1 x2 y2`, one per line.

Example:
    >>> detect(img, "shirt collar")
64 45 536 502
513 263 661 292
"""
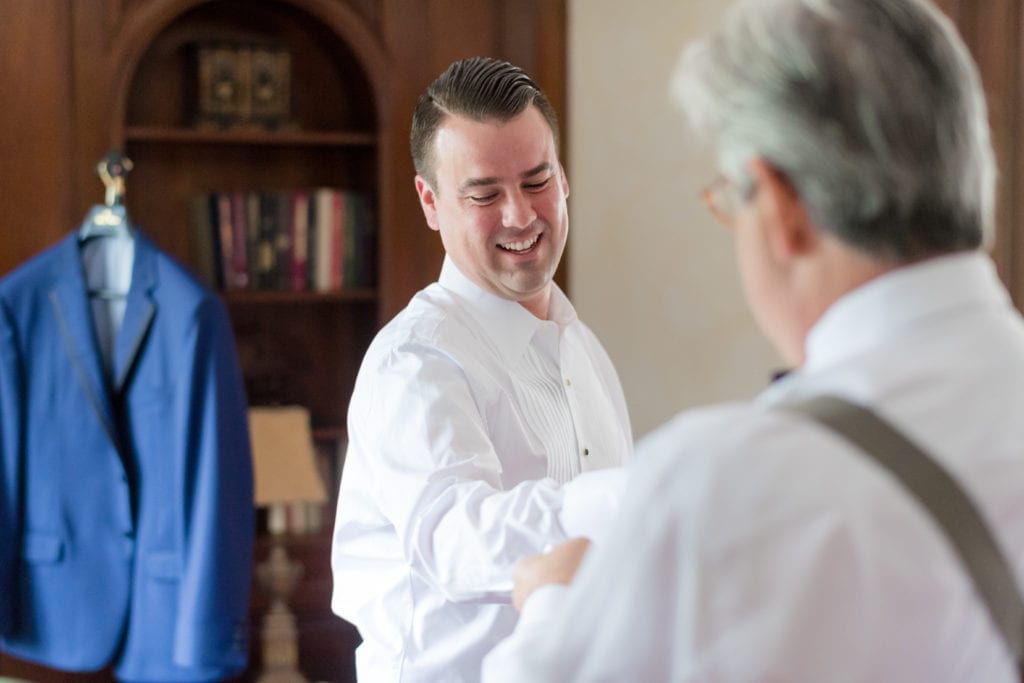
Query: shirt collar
804 250 1011 374
438 256 578 363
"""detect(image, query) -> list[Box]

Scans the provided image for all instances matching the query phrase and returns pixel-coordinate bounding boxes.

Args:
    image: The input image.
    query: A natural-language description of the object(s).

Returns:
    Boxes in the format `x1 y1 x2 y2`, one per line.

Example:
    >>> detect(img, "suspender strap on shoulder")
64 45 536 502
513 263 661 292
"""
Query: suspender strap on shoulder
780 394 1024 672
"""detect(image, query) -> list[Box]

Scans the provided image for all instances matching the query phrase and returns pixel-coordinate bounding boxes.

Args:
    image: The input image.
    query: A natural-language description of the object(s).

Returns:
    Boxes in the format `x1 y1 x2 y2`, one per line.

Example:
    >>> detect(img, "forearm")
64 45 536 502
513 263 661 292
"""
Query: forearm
399 473 571 602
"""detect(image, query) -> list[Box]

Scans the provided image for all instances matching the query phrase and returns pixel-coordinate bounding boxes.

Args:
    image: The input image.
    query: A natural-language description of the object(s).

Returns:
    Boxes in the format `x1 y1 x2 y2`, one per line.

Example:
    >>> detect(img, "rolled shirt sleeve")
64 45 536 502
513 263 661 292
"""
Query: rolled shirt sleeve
353 343 574 602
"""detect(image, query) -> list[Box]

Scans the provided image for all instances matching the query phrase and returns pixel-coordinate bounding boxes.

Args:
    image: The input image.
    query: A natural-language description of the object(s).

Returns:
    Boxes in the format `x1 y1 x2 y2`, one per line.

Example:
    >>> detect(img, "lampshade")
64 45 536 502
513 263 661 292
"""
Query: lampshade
249 405 328 507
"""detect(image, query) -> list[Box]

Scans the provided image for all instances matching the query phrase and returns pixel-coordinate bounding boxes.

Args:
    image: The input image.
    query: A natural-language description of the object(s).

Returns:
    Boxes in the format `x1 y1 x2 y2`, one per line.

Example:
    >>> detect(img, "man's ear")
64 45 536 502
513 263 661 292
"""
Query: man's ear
747 159 817 261
559 162 570 199
415 175 441 231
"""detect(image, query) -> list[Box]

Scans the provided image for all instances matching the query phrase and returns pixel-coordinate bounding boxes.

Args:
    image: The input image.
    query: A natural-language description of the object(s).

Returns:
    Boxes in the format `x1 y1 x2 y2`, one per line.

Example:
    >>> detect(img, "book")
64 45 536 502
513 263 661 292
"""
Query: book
192 43 244 128
355 192 377 288
312 188 336 291
229 191 250 289
216 193 236 290
271 191 293 289
249 191 284 289
248 191 270 289
342 190 358 289
290 190 310 290
331 189 345 290
189 193 220 289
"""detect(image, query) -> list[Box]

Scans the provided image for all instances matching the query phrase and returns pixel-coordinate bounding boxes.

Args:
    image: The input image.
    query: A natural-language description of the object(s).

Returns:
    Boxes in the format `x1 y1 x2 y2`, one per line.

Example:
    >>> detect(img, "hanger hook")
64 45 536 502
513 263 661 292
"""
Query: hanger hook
97 151 134 207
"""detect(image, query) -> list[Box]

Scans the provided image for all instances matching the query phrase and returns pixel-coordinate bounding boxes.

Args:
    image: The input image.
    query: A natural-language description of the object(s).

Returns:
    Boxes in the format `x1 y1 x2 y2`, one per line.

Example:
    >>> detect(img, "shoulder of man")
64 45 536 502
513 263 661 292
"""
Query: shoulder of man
362 281 502 378
633 400 834 474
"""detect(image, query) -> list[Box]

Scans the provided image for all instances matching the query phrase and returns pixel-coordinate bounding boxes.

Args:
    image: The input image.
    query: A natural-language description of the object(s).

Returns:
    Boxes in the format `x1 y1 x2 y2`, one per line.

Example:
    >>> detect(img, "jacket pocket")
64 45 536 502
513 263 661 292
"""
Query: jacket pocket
22 532 64 564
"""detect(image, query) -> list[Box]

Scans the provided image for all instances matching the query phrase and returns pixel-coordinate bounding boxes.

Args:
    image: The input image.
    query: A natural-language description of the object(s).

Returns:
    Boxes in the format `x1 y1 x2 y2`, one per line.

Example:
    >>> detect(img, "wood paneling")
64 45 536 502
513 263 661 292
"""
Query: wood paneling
0 1 74 273
1007 1 1024 307
952 0 1023 304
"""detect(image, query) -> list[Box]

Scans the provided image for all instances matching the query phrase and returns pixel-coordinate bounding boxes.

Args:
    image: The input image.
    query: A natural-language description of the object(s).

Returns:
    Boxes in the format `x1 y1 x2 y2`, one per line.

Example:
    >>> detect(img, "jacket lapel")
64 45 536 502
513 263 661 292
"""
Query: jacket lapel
49 235 119 448
113 234 157 394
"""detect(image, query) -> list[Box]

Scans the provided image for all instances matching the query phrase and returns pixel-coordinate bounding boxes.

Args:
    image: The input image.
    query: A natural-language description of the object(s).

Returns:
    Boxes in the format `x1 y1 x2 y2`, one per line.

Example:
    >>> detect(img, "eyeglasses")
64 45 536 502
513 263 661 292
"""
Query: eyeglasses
699 174 745 229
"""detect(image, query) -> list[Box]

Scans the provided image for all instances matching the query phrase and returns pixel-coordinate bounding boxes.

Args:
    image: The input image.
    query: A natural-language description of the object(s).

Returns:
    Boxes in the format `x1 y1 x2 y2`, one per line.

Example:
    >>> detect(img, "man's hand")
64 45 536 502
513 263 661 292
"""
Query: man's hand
512 537 591 611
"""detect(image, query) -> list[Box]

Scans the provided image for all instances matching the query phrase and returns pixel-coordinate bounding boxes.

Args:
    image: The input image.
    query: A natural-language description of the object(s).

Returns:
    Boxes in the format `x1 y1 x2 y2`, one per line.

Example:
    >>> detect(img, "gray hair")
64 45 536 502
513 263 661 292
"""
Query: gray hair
673 0 996 261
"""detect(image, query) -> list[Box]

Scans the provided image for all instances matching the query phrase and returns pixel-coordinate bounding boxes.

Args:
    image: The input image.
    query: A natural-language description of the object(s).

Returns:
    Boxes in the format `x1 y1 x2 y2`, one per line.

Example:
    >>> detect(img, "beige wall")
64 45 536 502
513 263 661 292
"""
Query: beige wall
568 0 780 439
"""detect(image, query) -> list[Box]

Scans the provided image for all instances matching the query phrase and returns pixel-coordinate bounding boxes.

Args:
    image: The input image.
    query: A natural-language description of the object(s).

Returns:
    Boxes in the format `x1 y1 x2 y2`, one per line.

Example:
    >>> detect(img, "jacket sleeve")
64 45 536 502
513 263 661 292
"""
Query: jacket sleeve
172 297 254 669
0 299 23 634
351 342 572 603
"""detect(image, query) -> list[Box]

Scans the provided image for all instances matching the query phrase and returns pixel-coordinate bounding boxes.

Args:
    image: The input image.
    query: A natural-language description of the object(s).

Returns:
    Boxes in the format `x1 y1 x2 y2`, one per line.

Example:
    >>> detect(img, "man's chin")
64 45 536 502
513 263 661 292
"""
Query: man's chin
503 274 553 299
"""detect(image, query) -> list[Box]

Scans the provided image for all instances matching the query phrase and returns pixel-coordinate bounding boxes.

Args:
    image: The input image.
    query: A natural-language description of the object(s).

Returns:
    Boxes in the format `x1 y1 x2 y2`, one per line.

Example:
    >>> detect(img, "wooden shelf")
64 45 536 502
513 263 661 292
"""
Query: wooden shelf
312 425 346 442
222 288 377 305
125 125 376 147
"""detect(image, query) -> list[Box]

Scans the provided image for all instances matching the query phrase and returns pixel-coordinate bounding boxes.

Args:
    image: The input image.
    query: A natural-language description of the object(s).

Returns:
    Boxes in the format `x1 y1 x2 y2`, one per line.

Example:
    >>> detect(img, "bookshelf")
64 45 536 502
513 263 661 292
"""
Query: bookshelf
123 0 377 435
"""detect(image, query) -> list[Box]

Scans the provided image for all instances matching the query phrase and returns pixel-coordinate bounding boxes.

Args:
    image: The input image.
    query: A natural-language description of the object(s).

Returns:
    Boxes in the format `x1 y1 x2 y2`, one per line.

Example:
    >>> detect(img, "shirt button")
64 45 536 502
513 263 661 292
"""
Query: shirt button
583 447 590 456
565 378 572 387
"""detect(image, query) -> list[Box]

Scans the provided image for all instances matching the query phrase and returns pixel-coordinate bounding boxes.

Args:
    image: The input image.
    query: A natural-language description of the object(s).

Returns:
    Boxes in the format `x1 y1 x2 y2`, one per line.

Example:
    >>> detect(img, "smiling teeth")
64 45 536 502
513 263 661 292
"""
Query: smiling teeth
500 235 539 252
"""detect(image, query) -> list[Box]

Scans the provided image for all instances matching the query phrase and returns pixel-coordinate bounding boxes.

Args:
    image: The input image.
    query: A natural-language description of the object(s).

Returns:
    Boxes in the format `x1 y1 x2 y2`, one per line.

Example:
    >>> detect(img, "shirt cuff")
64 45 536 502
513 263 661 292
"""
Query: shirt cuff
557 467 627 543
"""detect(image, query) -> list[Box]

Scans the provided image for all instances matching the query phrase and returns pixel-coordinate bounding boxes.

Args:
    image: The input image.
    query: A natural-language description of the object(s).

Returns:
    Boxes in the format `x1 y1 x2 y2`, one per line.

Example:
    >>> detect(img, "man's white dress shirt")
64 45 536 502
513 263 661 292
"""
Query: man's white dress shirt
483 252 1024 682
332 257 633 682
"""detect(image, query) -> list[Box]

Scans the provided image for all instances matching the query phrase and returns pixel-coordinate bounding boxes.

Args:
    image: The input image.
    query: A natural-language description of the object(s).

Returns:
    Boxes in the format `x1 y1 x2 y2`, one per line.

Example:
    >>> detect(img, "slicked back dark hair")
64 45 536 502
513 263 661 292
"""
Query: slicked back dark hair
410 56 561 191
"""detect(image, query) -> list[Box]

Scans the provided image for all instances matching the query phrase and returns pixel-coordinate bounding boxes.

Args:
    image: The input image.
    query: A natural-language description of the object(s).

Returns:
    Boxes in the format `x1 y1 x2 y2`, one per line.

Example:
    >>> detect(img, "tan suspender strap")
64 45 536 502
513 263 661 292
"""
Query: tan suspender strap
780 395 1024 672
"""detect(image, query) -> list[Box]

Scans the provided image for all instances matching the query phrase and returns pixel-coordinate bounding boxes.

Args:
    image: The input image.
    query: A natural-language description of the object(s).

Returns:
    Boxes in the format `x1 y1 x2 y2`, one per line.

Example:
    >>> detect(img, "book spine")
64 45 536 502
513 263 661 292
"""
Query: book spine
216 193 235 290
230 192 250 289
272 191 293 290
250 191 271 289
357 193 377 288
313 188 334 292
342 190 358 289
189 193 218 289
290 191 310 290
331 190 345 291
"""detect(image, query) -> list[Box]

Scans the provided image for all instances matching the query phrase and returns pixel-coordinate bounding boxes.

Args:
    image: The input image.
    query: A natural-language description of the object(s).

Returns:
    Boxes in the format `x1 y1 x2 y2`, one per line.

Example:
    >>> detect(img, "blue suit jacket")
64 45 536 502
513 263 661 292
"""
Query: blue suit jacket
0 232 254 681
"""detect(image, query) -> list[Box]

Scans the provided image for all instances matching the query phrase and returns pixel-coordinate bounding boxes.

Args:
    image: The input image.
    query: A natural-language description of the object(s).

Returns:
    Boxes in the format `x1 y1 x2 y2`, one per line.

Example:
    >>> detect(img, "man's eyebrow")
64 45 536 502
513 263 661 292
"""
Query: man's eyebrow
458 163 553 194
521 162 552 179
459 176 501 193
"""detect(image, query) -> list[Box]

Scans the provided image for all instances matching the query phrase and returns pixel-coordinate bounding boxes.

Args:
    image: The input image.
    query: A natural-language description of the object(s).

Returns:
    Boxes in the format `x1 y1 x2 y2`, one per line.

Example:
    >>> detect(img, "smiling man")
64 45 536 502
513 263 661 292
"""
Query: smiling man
330 57 633 683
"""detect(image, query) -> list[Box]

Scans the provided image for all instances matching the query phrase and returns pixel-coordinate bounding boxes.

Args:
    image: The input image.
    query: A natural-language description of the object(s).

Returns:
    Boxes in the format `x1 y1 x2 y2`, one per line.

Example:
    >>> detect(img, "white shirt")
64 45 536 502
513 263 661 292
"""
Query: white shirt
331 257 633 682
483 252 1024 682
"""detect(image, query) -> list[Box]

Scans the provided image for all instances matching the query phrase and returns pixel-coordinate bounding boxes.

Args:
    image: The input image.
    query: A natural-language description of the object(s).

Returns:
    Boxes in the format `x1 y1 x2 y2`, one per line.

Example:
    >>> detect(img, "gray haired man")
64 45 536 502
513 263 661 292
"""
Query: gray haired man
483 0 1024 680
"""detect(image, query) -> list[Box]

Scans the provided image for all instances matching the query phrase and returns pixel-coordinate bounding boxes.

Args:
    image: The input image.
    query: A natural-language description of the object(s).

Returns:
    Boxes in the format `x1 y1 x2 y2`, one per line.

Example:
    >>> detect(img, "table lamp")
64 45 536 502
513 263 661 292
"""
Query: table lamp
249 406 328 683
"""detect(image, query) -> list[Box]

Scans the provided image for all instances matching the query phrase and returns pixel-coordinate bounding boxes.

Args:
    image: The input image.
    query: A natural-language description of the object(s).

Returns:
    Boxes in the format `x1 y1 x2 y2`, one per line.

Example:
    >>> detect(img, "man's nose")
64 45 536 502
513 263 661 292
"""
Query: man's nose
501 191 537 229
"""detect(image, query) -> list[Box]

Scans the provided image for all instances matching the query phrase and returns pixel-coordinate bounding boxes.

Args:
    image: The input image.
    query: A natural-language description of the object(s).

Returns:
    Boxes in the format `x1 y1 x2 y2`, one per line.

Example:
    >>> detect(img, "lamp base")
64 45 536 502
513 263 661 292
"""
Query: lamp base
256 539 307 683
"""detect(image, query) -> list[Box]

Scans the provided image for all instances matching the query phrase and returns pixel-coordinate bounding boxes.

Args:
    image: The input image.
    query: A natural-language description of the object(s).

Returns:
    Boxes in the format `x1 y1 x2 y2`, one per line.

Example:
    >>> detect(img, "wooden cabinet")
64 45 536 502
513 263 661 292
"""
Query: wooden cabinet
0 1 565 681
